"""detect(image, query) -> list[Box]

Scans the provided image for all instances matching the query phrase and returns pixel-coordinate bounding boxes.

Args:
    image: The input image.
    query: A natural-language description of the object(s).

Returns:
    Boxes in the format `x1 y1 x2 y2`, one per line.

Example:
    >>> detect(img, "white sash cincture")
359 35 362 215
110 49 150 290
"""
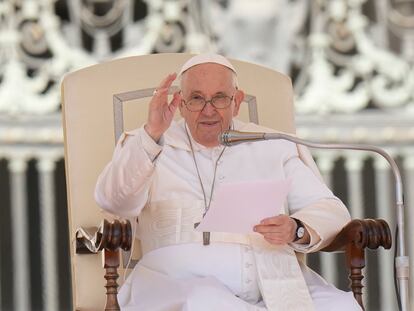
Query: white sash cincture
136 199 315 311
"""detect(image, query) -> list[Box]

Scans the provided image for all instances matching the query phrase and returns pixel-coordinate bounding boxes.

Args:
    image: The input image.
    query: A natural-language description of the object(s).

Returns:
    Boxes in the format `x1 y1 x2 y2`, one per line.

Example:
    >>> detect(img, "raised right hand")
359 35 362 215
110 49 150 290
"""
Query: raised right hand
144 73 181 142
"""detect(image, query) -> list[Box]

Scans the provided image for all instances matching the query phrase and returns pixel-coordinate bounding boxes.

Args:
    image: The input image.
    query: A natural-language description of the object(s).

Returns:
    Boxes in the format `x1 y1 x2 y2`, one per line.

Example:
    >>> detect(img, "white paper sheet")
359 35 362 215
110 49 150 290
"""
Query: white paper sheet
195 179 291 234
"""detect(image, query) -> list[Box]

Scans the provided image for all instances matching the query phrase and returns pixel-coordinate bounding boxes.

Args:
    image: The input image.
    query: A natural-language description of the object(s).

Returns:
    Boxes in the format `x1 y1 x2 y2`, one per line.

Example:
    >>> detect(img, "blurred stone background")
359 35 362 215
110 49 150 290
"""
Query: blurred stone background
0 0 413 310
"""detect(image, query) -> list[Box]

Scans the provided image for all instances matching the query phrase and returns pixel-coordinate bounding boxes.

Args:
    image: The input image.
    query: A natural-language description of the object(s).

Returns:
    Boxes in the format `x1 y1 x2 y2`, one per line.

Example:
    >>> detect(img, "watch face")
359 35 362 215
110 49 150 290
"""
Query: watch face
297 227 305 239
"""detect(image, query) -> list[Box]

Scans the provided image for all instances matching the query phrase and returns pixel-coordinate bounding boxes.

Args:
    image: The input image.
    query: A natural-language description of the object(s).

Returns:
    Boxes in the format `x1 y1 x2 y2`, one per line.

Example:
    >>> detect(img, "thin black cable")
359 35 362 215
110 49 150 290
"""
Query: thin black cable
394 225 402 311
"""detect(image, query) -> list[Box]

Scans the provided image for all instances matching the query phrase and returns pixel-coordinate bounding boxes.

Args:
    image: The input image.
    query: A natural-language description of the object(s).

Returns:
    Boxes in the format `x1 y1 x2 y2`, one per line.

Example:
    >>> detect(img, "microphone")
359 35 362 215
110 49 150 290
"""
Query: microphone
219 130 266 146
219 129 410 311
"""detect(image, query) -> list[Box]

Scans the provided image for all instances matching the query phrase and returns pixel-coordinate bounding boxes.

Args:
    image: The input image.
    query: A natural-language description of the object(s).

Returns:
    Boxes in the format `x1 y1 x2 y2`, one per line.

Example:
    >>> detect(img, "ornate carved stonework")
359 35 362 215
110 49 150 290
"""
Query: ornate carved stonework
0 2 413 311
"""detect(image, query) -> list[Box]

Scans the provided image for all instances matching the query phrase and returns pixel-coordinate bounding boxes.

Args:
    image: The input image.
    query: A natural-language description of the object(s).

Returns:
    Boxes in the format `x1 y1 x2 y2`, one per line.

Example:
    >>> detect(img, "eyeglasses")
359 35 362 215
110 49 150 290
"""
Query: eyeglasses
182 93 235 112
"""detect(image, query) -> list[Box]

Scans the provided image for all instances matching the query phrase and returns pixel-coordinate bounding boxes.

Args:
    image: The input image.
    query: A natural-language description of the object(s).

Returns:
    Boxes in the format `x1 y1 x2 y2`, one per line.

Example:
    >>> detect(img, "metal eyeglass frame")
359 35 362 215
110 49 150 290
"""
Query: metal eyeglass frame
182 92 236 112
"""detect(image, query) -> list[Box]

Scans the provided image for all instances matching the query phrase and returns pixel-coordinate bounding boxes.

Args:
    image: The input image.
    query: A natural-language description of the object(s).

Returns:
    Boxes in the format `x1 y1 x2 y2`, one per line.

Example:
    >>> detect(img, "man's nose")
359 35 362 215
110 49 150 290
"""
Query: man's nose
201 101 217 116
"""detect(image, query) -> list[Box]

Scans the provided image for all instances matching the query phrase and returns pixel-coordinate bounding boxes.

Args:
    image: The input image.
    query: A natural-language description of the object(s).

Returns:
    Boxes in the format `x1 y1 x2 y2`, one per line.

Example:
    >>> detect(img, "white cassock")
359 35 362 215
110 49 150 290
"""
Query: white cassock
95 119 362 311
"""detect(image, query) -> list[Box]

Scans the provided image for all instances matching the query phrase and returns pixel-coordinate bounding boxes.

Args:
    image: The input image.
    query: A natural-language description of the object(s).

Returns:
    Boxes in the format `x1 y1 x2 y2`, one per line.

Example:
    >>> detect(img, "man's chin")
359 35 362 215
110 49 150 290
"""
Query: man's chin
194 123 225 147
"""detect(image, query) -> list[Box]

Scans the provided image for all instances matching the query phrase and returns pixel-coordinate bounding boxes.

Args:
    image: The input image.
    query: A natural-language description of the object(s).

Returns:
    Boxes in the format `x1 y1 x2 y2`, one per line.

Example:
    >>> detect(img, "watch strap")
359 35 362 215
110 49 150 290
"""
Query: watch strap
292 217 305 242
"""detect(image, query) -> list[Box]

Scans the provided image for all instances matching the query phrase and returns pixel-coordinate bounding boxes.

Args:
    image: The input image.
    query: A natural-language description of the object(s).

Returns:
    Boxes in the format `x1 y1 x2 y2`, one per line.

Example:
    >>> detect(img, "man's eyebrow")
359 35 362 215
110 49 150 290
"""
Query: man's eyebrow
189 90 204 96
188 91 229 97
190 90 227 97
213 92 227 96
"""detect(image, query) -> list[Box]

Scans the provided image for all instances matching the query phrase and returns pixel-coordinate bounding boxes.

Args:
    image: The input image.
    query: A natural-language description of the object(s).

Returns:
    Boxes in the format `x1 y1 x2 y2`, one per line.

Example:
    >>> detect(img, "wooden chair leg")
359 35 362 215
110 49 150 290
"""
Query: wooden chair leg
322 219 392 311
76 220 132 311
346 243 365 310
104 249 121 311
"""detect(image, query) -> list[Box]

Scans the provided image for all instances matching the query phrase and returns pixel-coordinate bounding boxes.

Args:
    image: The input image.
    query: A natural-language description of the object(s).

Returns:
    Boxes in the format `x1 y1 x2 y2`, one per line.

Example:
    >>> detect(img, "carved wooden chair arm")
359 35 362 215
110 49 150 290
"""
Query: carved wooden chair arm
321 218 392 310
75 219 132 311
74 218 392 311
75 219 132 254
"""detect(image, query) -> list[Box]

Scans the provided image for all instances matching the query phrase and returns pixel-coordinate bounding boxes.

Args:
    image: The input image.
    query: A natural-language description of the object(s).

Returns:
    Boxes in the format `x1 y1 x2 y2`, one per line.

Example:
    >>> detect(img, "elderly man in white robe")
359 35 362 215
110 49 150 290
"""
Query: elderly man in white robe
95 53 362 311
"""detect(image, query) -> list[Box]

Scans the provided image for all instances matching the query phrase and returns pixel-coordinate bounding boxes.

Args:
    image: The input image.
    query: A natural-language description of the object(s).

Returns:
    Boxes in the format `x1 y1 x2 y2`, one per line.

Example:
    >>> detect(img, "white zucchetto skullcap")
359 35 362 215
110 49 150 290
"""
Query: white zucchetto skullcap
178 53 237 76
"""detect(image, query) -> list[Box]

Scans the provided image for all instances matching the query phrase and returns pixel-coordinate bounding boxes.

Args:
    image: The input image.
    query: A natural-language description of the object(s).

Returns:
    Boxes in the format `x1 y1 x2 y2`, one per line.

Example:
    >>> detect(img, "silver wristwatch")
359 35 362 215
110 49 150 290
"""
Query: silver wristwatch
292 218 305 242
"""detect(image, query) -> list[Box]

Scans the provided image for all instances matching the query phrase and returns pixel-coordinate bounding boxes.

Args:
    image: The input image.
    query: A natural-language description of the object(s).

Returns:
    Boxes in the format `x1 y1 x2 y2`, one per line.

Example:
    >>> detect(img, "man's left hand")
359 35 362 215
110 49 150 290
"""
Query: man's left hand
253 215 298 245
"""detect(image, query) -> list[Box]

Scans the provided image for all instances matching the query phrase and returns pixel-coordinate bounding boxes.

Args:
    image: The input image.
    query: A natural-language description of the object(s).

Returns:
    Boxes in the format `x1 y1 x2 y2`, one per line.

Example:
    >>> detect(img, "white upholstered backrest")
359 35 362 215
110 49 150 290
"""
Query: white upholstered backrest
61 53 295 310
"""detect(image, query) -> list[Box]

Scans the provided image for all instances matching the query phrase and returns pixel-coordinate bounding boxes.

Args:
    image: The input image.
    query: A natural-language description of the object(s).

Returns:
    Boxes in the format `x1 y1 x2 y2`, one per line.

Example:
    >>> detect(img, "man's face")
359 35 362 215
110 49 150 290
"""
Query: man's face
179 63 244 147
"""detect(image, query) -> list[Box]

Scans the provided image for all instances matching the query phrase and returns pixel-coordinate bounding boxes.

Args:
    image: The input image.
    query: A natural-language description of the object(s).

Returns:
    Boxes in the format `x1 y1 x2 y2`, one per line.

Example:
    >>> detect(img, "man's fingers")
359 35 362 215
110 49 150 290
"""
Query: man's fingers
157 73 177 90
259 215 285 226
153 87 169 97
153 72 177 100
151 88 170 110
263 231 291 240
171 91 182 105
153 89 179 105
253 224 283 233
145 74 178 141
167 92 181 113
157 74 174 89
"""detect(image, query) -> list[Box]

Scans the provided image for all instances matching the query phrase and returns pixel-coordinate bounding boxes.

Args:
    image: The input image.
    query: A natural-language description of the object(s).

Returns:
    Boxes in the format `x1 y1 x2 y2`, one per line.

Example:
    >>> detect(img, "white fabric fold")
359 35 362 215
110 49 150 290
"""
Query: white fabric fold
95 118 352 310
137 199 315 310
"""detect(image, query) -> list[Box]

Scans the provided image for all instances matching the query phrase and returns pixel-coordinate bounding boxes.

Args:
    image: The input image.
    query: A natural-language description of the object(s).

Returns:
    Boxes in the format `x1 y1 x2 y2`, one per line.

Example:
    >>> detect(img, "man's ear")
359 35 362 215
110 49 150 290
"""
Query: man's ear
232 89 245 117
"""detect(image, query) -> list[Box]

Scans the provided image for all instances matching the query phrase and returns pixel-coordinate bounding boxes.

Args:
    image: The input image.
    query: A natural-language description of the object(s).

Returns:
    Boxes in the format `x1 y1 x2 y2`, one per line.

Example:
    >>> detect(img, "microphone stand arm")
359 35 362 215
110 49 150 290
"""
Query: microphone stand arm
262 132 409 311
220 129 410 310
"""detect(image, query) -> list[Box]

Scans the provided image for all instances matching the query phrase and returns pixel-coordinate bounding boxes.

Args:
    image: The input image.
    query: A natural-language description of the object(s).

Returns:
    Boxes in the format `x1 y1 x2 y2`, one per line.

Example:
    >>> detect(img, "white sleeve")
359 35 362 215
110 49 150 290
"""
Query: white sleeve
94 127 162 217
283 146 350 252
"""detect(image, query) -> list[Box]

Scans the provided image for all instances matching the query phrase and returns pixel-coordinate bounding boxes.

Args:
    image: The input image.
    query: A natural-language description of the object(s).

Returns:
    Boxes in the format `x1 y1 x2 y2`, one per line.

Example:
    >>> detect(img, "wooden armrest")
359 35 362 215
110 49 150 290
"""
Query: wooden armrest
75 219 132 254
74 218 392 311
75 219 132 311
321 219 392 310
322 218 392 252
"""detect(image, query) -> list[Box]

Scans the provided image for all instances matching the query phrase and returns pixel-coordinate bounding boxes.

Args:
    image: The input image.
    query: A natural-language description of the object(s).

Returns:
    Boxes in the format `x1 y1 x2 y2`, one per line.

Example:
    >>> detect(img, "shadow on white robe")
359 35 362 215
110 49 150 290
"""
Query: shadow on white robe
119 258 362 311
